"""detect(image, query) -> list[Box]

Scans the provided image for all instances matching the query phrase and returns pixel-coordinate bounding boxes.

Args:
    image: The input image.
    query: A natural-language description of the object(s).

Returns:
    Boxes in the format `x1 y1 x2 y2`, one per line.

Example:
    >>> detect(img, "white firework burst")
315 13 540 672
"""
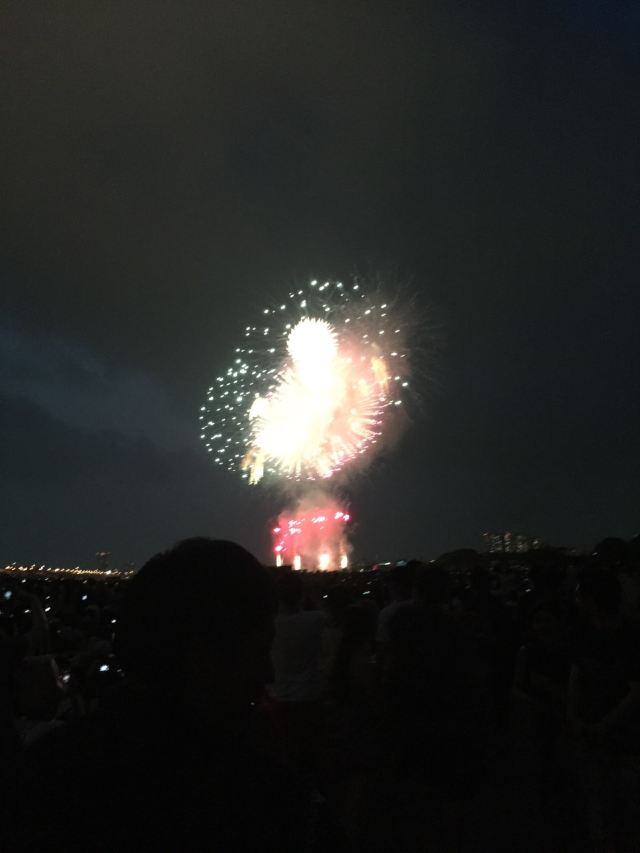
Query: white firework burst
200 277 409 484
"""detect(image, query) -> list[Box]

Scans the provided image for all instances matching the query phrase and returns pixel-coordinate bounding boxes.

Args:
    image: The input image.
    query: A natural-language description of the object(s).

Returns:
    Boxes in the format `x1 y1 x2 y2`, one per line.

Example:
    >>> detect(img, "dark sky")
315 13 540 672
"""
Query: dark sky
1 1 638 566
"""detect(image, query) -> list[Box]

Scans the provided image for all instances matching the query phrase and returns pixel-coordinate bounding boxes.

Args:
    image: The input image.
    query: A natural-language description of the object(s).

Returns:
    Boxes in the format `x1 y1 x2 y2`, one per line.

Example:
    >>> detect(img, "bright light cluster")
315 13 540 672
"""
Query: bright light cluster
200 278 408 484
1 564 135 578
273 505 351 571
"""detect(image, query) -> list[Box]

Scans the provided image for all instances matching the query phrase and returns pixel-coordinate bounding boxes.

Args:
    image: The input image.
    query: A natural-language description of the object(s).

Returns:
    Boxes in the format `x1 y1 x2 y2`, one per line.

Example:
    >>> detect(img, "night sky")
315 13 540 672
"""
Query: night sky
2 1 638 566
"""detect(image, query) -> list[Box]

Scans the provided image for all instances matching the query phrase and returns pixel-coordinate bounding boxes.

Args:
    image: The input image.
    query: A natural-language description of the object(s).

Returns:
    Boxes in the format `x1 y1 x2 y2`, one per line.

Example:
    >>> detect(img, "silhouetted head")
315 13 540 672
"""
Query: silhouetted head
413 561 450 607
277 570 304 611
342 604 375 642
115 538 275 724
388 563 414 601
528 603 564 647
576 566 622 621
468 565 491 597
593 538 630 569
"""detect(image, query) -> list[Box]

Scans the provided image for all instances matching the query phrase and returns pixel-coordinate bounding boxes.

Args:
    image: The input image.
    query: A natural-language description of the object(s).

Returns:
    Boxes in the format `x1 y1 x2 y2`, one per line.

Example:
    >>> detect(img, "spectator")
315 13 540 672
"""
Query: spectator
513 603 570 808
5 534 640 851
375 562 414 648
371 562 486 851
568 566 640 852
0 626 23 793
267 571 328 779
333 605 376 708
8 539 332 852
381 561 486 789
330 604 377 843
465 566 519 732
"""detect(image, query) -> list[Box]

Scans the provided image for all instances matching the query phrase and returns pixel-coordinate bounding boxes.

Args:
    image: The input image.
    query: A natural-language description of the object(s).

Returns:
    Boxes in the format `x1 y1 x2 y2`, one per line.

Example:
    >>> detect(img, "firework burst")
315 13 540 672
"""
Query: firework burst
200 277 409 486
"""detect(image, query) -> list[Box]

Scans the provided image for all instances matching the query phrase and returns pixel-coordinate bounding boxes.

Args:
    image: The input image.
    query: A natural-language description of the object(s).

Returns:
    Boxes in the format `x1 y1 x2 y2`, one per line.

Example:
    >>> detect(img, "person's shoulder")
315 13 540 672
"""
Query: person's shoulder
568 614 593 656
617 618 640 661
620 616 640 639
379 600 402 620
7 718 112 849
229 746 318 846
26 715 95 767
389 600 415 618
300 609 328 625
246 744 310 792
275 609 326 635
387 601 421 637
518 642 531 659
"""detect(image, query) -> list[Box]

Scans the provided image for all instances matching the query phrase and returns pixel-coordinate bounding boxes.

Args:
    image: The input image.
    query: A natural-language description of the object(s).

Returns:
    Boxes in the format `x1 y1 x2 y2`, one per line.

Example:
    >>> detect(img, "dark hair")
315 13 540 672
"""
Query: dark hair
529 601 564 624
413 561 449 606
388 564 414 597
342 604 375 642
527 602 565 640
578 566 621 616
277 571 303 609
115 538 273 684
593 538 630 568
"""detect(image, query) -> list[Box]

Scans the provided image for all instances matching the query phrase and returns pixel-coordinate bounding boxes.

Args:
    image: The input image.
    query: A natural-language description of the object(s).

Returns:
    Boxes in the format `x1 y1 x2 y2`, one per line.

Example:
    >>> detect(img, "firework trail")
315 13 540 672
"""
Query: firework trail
200 277 410 568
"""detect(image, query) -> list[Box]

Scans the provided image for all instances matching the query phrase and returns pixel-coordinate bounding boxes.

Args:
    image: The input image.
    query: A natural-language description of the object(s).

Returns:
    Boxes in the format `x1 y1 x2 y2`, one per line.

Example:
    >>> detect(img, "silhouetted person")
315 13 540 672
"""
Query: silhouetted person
466 565 518 732
513 602 570 812
7 539 332 852
376 562 415 648
267 571 328 779
568 566 640 852
381 562 485 791
371 562 486 852
333 605 376 709
331 604 377 844
0 625 23 799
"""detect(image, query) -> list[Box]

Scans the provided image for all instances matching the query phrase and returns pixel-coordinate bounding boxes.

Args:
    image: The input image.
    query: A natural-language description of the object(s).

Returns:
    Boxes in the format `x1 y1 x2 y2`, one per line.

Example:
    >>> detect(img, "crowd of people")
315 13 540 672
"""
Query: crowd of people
1 535 639 851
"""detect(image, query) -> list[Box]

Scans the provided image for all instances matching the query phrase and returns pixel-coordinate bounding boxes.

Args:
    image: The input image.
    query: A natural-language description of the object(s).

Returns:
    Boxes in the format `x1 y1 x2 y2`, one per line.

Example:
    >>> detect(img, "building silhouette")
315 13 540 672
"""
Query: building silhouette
483 532 542 553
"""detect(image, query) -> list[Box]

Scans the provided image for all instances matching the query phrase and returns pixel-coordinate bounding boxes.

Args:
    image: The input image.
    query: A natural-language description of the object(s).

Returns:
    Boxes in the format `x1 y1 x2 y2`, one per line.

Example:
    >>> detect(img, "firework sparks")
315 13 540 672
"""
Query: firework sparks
273 503 351 571
201 278 408 485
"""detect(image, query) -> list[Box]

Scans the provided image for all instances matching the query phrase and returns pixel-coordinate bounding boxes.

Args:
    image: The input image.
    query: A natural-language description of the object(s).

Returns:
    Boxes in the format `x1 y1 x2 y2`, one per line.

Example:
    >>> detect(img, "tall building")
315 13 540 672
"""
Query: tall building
483 532 542 553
